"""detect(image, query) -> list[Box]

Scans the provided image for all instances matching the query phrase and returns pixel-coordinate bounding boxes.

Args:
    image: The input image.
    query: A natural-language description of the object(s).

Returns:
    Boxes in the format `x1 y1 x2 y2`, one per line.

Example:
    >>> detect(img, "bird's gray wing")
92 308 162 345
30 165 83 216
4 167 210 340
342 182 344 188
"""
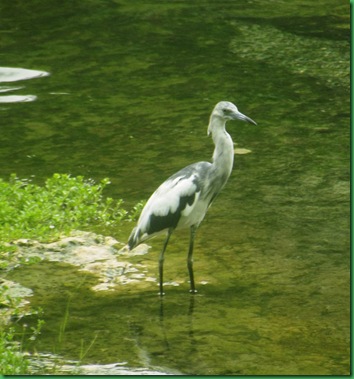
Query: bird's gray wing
129 163 210 246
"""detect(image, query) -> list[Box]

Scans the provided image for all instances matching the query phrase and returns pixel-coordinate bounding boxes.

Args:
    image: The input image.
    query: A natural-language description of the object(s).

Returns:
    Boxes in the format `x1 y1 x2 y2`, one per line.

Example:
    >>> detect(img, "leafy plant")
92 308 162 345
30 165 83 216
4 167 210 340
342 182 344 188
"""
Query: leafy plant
0 173 140 243
0 319 44 375
0 327 29 374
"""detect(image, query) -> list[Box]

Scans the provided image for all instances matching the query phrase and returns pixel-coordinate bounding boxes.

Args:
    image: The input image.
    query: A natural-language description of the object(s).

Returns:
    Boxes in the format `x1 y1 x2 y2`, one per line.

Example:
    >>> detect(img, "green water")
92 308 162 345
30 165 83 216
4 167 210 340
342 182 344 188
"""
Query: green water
1 0 350 375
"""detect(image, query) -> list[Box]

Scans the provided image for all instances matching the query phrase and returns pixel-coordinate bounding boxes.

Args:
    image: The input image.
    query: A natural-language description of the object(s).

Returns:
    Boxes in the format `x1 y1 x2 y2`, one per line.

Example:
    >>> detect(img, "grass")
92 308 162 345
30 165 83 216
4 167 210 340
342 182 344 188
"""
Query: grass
0 173 143 374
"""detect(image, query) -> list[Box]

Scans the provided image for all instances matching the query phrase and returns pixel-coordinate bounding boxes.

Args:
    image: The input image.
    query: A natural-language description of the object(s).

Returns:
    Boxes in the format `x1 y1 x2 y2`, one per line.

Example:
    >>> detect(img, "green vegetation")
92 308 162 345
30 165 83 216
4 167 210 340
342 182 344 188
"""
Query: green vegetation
0 327 29 374
0 173 143 374
0 173 142 242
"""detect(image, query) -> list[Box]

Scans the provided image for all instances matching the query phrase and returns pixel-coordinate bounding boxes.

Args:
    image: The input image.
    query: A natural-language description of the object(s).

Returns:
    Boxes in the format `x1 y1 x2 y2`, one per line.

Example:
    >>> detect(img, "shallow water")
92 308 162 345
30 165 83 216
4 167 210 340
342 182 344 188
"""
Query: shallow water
1 0 350 375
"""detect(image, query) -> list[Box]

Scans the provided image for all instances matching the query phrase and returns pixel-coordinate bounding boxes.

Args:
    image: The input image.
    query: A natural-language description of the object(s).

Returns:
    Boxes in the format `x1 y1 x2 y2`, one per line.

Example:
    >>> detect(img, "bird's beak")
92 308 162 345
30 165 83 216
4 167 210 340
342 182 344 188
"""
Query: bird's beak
232 111 257 125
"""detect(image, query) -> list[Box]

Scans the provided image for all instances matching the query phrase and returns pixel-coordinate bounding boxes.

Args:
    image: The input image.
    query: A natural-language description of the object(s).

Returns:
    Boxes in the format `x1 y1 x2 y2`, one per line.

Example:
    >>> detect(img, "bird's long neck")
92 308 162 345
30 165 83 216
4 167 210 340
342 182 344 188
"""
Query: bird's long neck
208 117 234 181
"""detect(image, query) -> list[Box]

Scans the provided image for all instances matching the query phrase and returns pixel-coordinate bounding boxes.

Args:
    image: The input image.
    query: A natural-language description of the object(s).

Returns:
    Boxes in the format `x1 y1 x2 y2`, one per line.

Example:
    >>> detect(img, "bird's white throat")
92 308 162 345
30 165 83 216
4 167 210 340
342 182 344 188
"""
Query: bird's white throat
209 118 234 179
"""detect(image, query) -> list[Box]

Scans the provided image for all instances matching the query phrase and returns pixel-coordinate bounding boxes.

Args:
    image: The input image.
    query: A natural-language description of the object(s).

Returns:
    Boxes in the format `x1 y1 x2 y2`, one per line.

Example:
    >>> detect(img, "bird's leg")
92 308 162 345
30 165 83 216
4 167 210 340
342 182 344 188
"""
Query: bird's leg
187 225 198 294
158 229 173 296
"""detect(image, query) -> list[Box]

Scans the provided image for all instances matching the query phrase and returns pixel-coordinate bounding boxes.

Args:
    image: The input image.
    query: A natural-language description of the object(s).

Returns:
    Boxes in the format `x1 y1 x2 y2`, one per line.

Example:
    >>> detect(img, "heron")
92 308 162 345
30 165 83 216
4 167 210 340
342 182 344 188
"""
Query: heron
127 101 257 295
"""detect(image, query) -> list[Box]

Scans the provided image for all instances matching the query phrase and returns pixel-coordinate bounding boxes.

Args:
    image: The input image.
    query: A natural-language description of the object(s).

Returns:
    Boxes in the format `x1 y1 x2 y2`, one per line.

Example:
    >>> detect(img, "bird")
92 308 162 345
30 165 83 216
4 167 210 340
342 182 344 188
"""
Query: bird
127 101 257 295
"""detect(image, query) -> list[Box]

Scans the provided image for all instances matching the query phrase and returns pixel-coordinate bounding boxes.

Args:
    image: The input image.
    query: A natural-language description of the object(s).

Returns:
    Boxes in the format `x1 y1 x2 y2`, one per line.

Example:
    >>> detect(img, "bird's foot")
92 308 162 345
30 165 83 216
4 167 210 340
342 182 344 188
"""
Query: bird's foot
189 289 198 294
158 291 165 297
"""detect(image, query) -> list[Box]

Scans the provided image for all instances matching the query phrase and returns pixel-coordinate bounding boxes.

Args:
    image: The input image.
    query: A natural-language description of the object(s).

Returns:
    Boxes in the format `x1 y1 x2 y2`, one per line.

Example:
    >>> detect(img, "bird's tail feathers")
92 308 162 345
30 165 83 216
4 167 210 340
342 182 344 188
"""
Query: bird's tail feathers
127 227 140 250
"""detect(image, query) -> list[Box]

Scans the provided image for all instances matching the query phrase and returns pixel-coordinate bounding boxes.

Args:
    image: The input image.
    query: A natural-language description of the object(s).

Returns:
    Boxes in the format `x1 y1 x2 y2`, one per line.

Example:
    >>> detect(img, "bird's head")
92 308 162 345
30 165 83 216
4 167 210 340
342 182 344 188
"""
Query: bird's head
208 101 257 135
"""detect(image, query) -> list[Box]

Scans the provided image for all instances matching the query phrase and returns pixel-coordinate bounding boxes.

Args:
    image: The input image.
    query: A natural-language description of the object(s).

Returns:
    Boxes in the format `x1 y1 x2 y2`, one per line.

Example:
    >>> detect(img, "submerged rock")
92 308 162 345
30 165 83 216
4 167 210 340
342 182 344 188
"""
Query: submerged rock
0 278 33 325
8 231 155 293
